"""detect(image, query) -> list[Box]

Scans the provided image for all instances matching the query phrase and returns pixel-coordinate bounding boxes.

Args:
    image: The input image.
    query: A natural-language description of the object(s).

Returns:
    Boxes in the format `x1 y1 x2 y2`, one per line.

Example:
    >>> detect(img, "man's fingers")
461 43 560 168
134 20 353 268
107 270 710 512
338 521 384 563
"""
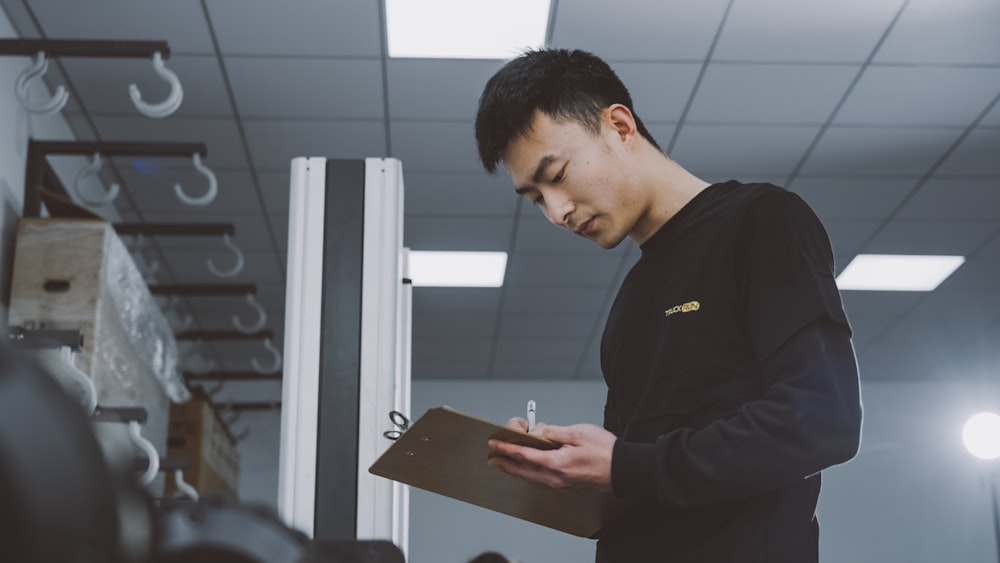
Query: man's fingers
506 417 529 431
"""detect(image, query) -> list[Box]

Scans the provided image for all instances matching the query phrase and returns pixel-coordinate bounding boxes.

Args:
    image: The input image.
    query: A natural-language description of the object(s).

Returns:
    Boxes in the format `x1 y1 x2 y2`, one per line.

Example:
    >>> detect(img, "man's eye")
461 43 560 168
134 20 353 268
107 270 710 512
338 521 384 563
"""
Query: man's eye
532 196 544 206
552 170 565 183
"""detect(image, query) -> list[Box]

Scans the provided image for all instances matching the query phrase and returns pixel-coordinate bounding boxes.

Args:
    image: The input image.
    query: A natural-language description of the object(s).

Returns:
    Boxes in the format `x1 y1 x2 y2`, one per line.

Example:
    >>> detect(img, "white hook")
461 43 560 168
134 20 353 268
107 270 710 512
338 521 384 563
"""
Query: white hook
173 153 218 207
129 420 160 487
59 346 97 416
232 293 267 334
129 51 183 119
14 52 69 115
207 233 245 278
185 345 216 375
251 338 282 374
72 153 121 206
233 426 251 443
173 469 199 502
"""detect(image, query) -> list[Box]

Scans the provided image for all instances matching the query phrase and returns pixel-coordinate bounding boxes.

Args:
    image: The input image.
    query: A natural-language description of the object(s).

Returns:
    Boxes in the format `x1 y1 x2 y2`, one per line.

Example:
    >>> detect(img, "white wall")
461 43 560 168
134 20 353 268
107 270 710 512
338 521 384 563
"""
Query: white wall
406 379 1000 563
0 5 91 312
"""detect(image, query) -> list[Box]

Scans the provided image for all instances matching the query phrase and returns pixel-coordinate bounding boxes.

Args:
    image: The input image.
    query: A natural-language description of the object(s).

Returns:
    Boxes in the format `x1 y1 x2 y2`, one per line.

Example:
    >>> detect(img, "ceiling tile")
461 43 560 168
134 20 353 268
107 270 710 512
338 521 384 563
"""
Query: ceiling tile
687 64 857 124
846 314 897 352
498 313 600 342
255 171 291 216
504 254 623 287
981 101 1000 127
387 59 500 120
713 0 904 62
26 0 215 54
494 339 587 363
502 286 612 315
413 339 491 363
790 177 915 221
404 217 512 251
822 220 885 268
933 256 1000 292
205 0 381 57
834 66 1000 127
799 126 962 176
412 312 498 340
611 62 701 122
412 287 501 313
391 121 480 173
897 178 1000 221
403 172 517 218
108 167 262 216
412 359 490 380
490 360 578 380
227 58 383 119
976 233 1000 260
863 220 997 255
61 55 231 117
875 0 1000 65
552 0 731 61
840 291 924 322
671 124 819 177
71 114 249 169
936 128 1000 177
243 119 385 169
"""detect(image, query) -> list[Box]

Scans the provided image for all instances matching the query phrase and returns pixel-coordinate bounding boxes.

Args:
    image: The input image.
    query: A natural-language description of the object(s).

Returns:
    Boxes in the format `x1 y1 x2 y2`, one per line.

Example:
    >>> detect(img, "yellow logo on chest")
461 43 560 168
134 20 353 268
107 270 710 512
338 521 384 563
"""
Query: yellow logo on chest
664 300 700 317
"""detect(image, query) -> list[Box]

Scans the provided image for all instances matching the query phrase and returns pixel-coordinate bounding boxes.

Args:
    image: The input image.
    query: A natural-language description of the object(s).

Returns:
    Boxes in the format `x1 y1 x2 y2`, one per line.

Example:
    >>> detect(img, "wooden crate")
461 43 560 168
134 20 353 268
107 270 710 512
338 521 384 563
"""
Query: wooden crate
164 387 240 497
7 219 184 465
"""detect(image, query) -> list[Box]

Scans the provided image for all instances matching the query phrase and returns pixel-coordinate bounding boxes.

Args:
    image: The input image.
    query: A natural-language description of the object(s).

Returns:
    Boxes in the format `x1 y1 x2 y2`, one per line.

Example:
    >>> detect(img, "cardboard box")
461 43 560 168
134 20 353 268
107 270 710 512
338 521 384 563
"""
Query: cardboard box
7 219 187 470
164 387 240 497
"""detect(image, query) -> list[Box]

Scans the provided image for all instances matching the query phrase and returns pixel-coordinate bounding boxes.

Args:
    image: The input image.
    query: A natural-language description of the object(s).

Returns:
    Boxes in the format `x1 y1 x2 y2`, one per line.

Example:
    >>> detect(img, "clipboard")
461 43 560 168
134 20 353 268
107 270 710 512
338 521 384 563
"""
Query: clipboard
368 406 633 538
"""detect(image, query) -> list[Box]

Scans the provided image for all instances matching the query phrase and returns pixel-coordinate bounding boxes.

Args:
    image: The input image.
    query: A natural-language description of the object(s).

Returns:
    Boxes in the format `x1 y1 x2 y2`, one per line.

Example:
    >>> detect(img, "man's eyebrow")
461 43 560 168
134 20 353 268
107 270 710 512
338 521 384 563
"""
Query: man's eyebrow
515 155 556 195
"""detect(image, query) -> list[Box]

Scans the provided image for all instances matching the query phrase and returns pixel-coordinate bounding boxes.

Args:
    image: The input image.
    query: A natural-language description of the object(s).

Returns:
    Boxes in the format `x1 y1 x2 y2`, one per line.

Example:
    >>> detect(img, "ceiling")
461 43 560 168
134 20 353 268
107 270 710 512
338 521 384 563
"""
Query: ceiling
1 0 998 401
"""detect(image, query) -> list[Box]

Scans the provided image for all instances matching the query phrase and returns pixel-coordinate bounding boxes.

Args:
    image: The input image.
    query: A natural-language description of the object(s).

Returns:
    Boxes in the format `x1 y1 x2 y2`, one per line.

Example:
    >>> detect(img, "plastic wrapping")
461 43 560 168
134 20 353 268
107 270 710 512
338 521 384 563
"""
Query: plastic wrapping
102 223 189 403
8 219 191 482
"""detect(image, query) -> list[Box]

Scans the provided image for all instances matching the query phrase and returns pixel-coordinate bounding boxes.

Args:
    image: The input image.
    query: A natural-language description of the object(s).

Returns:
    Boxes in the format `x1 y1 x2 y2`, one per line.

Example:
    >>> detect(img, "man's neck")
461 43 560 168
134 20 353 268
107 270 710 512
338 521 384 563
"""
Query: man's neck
630 151 710 244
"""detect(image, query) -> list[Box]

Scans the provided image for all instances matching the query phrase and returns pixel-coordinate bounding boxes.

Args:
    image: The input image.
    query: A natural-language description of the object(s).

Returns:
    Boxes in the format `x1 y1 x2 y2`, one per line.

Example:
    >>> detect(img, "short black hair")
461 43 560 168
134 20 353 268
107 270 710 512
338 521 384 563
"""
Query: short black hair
475 48 661 174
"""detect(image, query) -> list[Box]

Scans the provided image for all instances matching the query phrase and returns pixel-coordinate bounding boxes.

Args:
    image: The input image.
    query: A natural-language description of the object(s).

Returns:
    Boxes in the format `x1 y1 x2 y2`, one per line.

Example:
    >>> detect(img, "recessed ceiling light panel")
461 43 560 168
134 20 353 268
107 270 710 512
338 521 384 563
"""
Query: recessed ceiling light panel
385 0 551 59
409 251 508 287
836 254 965 291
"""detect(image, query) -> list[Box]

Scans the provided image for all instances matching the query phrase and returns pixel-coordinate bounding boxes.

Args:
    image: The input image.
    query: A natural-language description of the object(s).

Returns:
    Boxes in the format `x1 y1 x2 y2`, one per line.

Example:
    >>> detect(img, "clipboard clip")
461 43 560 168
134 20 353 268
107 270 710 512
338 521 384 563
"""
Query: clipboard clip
382 410 409 441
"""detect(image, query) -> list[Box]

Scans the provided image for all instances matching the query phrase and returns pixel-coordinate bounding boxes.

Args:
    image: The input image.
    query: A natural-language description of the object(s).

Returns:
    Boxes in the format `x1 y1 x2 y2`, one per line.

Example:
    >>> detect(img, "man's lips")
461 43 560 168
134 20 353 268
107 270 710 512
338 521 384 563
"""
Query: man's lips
573 217 595 236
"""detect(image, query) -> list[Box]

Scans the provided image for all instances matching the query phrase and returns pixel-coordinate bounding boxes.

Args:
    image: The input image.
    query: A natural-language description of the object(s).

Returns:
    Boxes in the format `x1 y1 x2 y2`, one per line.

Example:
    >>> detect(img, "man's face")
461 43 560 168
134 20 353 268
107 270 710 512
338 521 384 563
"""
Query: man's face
502 110 640 249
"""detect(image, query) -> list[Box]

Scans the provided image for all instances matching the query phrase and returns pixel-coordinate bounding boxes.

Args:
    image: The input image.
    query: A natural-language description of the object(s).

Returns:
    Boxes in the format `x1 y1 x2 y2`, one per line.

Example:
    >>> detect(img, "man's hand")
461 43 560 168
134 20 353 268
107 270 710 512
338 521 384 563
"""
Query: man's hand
487 421 616 493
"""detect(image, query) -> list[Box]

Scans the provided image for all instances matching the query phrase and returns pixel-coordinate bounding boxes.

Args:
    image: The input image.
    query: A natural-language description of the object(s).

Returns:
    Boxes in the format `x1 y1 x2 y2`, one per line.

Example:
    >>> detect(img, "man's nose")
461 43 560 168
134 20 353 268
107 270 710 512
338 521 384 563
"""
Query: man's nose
544 193 574 228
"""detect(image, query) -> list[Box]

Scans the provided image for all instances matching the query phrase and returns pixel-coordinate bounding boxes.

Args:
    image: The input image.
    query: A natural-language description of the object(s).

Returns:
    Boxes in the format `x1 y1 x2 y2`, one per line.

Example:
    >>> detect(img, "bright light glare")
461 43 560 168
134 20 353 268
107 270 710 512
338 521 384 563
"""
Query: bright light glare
409 251 507 287
963 412 1000 460
385 0 551 59
836 254 964 291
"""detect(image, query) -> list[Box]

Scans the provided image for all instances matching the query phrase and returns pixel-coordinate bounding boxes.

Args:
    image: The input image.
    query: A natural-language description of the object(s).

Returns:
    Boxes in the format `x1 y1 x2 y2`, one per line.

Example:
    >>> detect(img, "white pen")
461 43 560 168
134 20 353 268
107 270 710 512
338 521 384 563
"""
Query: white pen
527 400 536 432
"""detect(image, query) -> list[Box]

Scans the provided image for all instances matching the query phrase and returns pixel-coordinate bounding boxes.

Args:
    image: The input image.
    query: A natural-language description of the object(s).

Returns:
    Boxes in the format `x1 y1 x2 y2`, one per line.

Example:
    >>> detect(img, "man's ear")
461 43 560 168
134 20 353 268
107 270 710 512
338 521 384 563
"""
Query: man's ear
606 104 638 144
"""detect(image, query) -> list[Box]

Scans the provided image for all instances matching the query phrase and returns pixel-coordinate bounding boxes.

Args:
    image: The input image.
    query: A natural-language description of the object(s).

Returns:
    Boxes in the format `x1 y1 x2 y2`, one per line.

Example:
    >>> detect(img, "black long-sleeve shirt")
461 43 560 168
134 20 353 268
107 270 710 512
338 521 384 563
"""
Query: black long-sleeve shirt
597 182 863 563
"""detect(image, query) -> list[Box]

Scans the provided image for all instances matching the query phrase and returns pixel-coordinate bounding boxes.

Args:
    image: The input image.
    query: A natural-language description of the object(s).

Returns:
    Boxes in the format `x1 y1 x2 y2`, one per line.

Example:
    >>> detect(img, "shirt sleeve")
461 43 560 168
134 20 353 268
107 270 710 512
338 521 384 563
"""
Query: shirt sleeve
737 189 851 360
609 188 862 507
611 319 862 506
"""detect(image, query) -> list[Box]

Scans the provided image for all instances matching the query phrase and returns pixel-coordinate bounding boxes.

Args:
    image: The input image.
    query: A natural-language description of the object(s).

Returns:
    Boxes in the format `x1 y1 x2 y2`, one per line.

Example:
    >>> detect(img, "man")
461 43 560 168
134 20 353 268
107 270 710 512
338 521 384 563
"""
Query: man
474 49 863 563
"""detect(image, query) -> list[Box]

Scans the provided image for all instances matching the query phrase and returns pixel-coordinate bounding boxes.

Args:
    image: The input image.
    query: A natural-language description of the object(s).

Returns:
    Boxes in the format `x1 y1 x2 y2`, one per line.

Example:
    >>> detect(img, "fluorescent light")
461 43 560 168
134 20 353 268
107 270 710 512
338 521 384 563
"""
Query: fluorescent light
385 0 550 59
836 254 964 291
963 412 1000 460
409 251 507 287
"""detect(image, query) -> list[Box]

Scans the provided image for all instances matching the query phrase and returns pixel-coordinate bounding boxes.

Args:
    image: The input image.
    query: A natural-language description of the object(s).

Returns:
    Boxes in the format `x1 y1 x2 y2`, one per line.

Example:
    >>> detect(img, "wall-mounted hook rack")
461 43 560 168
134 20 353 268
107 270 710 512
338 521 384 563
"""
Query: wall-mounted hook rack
7 326 83 351
115 223 236 238
175 330 274 341
24 139 207 217
0 39 171 59
149 284 258 297
184 371 283 382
